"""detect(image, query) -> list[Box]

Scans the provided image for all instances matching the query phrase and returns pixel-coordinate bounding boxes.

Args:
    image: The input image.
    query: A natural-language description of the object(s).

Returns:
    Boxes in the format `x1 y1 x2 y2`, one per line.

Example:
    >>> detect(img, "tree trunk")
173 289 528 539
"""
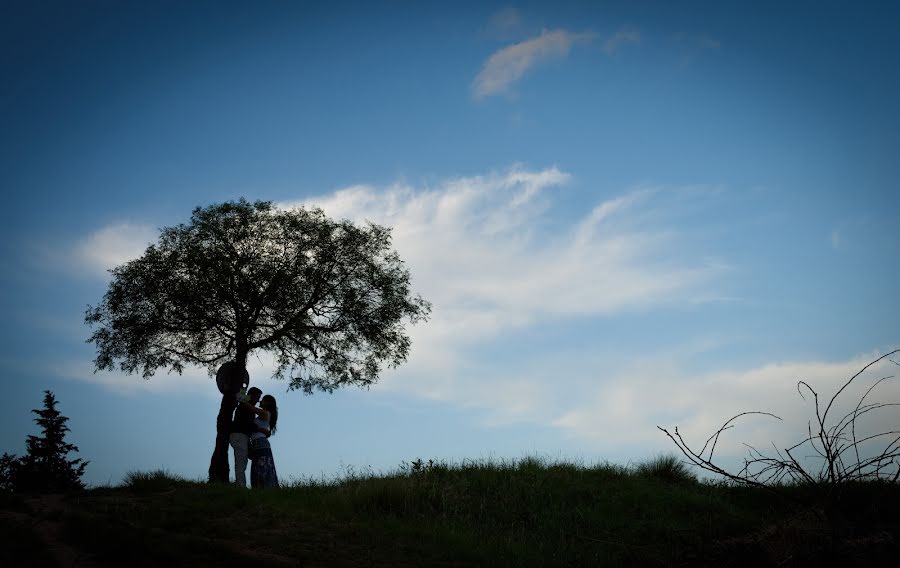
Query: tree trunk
208 350 249 484
208 391 236 483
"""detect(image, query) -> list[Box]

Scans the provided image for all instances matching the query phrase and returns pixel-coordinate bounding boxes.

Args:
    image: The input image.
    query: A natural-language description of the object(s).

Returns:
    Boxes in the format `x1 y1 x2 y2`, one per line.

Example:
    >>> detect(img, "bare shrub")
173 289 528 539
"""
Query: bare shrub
658 350 900 488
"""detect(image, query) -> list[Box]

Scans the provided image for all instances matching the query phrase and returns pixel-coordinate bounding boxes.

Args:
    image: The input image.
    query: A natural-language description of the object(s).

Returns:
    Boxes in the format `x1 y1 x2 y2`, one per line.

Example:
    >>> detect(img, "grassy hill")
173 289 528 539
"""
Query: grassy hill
2 455 898 567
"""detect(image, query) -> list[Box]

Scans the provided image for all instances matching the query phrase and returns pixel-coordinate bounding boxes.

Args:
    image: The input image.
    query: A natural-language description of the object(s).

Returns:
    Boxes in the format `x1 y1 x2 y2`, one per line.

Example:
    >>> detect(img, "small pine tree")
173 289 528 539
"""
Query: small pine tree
0 390 88 492
0 452 19 492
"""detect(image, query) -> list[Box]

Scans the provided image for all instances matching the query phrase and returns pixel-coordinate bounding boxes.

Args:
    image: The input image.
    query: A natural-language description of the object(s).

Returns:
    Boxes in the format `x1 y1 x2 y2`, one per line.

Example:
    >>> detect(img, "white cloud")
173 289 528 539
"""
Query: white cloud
551 350 900 470
277 171 897 471
282 166 720 336
276 166 726 413
472 29 595 99
71 223 157 278
603 28 641 55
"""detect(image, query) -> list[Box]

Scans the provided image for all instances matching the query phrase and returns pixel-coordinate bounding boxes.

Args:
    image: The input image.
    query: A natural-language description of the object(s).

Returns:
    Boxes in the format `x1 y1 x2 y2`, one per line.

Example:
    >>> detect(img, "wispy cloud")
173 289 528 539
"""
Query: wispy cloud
277 166 726 407
276 170 899 465
603 28 641 55
551 350 900 464
674 32 722 67
283 166 720 325
485 6 523 38
63 223 157 278
472 29 595 100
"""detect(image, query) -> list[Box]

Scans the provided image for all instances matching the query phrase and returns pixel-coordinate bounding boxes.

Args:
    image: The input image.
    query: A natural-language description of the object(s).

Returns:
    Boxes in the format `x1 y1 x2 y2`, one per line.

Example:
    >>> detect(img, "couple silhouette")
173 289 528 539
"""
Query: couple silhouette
229 386 279 488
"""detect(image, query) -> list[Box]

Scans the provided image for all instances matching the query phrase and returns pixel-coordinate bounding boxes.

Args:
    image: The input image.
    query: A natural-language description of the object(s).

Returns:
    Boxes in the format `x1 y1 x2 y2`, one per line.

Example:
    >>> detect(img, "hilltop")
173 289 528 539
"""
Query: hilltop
2 456 898 567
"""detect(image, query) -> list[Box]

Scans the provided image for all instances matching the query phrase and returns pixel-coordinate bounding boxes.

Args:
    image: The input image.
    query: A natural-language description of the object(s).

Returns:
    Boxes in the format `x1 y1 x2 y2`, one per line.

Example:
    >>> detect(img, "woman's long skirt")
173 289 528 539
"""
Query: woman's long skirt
249 437 279 488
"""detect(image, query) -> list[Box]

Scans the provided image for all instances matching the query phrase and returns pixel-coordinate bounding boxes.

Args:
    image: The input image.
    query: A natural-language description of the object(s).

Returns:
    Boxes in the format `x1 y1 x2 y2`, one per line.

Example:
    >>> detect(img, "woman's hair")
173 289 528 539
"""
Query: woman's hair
261 394 278 434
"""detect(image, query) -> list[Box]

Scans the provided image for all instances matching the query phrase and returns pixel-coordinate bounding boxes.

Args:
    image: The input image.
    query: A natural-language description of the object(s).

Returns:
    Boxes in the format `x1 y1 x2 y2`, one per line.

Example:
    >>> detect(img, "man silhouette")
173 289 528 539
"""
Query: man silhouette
229 386 262 487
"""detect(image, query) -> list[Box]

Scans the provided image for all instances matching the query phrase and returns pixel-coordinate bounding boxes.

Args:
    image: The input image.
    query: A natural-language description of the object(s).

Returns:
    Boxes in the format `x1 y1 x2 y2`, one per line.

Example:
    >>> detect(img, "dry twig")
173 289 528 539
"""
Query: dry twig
658 350 900 488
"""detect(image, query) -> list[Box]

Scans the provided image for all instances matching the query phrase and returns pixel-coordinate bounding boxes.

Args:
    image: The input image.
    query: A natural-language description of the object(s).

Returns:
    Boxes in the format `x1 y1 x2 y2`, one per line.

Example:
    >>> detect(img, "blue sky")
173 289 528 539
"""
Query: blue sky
1 1 898 485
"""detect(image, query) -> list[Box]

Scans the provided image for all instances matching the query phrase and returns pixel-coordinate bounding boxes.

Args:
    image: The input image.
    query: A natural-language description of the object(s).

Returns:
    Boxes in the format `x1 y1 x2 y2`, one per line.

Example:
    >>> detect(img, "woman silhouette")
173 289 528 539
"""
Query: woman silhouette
245 394 279 488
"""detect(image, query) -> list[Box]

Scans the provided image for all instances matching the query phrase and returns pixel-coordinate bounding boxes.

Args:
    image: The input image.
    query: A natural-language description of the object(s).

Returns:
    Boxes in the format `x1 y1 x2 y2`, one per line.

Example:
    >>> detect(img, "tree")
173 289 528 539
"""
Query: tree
0 390 88 492
85 198 431 482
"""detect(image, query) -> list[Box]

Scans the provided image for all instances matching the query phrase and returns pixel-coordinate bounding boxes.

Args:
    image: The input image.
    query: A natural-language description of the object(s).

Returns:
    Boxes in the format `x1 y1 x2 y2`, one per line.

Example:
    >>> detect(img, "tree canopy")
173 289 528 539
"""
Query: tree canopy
85 198 430 393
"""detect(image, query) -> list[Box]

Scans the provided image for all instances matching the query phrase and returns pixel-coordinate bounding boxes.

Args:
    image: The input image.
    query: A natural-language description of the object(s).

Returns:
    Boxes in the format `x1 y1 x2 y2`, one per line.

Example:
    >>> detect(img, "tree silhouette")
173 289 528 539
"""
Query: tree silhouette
0 390 88 492
85 198 430 482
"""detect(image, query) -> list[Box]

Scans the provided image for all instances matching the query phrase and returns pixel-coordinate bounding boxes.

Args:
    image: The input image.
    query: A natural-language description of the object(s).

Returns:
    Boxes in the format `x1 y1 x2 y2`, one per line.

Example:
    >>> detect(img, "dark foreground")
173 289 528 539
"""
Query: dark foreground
2 458 898 567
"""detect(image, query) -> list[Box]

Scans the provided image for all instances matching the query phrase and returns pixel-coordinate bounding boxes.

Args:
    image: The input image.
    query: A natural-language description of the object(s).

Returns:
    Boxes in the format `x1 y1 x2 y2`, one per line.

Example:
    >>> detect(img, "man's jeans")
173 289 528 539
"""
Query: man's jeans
229 432 250 487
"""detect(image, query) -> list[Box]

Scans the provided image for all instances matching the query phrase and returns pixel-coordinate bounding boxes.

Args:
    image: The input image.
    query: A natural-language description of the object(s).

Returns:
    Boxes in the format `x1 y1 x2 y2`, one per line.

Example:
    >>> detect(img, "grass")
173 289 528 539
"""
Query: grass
633 453 698 484
2 454 899 566
122 468 197 492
